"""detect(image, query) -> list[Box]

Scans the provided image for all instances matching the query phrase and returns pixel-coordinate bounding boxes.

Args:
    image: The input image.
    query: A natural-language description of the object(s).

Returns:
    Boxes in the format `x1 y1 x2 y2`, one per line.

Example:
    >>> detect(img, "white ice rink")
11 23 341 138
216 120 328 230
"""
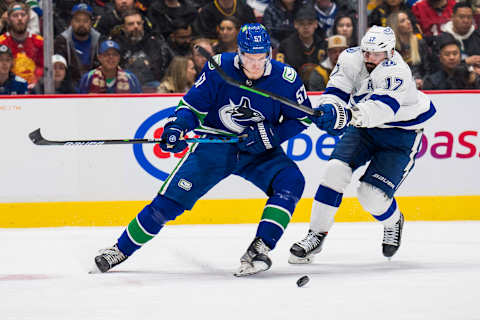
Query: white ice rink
1 221 480 320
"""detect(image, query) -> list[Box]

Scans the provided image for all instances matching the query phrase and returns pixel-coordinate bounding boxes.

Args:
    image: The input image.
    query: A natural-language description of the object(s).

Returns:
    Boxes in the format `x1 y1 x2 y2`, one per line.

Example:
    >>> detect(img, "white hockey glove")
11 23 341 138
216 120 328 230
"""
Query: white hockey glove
349 104 369 128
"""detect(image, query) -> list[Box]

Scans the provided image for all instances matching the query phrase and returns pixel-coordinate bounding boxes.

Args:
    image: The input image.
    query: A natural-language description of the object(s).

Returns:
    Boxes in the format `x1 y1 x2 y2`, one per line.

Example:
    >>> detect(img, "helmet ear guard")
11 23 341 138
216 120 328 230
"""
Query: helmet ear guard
361 26 396 60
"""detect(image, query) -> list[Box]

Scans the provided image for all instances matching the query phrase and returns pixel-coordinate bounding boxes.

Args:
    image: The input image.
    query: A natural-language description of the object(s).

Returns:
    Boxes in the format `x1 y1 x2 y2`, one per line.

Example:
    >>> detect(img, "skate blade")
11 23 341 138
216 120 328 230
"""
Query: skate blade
288 254 314 264
88 263 102 274
234 261 269 277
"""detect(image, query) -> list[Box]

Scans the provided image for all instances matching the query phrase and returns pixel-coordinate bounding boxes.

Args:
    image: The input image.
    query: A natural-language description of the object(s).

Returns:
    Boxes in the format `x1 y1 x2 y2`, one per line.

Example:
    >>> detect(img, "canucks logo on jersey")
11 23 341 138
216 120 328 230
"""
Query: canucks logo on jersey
219 97 265 133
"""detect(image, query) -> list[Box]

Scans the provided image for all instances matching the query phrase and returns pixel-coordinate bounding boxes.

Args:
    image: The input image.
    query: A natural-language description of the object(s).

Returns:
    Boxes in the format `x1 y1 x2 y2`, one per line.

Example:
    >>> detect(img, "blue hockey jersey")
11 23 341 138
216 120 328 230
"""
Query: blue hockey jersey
0 73 28 95
179 52 312 140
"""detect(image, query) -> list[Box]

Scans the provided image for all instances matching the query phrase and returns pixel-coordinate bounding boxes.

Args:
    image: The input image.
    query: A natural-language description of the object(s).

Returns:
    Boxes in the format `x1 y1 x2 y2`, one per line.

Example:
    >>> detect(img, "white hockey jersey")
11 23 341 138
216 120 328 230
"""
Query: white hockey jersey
318 47 436 130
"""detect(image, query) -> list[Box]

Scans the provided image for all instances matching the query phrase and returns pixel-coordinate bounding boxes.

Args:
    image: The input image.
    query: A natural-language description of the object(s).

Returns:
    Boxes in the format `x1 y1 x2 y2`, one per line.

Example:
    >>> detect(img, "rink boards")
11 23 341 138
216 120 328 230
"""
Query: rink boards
0 92 478 227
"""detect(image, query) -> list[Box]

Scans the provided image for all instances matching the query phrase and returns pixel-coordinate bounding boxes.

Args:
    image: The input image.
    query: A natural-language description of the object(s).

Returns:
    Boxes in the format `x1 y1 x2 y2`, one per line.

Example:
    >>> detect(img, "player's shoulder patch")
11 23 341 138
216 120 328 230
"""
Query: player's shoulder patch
15 76 27 83
0 34 6 41
346 47 361 53
382 60 397 67
208 54 222 70
282 66 297 83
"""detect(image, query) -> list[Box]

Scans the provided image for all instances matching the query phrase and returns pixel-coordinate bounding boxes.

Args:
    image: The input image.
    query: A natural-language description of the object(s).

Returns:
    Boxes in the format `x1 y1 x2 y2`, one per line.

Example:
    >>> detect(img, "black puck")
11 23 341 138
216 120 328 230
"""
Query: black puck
296 275 310 287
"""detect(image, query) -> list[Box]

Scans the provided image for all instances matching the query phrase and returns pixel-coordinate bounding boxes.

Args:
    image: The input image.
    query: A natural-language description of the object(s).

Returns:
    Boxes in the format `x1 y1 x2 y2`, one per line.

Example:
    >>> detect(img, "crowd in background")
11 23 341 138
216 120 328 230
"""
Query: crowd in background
1 0 480 95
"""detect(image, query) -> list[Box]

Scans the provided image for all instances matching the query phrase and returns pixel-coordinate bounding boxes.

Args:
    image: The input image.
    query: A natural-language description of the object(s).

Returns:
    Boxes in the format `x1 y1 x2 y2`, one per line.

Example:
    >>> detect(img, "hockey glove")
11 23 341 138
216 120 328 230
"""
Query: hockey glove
349 104 369 127
238 122 281 154
159 118 189 153
309 103 351 134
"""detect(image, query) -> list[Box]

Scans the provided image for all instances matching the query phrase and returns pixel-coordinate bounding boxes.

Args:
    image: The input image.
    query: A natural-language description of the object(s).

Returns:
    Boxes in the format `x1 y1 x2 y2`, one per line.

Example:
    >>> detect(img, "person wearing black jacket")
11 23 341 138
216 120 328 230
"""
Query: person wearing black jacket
263 0 308 49
94 0 154 38
147 0 198 39
277 6 327 83
423 34 479 89
192 0 256 39
33 54 76 94
440 2 480 68
111 9 174 92
368 0 419 33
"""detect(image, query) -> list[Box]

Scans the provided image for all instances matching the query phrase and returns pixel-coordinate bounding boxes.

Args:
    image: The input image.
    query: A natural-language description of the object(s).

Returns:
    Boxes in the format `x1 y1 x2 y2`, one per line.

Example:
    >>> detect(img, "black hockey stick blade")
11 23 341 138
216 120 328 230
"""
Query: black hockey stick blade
29 128 49 145
28 128 241 146
194 45 323 117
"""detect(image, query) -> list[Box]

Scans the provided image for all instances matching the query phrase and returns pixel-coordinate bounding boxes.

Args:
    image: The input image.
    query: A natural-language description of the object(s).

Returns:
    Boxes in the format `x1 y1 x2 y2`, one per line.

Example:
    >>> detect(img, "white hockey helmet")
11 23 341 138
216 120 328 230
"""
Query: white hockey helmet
361 25 396 59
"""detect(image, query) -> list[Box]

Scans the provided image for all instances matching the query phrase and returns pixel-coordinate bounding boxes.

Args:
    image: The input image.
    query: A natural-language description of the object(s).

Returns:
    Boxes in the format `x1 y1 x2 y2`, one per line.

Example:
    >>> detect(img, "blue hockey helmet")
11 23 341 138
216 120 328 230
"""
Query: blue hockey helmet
237 23 271 55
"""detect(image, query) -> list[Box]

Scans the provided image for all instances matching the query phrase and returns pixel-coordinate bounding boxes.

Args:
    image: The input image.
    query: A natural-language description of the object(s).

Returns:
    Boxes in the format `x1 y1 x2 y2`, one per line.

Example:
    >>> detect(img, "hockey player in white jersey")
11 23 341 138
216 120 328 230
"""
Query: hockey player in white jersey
289 25 436 263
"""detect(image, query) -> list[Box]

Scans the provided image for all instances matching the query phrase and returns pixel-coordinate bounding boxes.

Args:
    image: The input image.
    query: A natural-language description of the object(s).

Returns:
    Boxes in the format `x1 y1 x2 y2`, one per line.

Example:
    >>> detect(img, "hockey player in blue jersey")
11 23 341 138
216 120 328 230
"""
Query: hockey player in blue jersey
93 23 313 276
289 26 437 263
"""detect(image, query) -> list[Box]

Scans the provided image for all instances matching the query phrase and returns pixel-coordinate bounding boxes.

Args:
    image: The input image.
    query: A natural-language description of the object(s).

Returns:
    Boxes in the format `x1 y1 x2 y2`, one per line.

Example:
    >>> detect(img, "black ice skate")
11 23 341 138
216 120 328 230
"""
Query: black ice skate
234 237 272 277
382 212 404 258
93 244 128 273
288 230 327 264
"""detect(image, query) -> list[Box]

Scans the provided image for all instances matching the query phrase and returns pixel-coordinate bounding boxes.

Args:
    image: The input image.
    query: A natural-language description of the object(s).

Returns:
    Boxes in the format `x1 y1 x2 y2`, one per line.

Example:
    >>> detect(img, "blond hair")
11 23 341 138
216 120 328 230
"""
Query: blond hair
158 56 194 93
387 11 421 65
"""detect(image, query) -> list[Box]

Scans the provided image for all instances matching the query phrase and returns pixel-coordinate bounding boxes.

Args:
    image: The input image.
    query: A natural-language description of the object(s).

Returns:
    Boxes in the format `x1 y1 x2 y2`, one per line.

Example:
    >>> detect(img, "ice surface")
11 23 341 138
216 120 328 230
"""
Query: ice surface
1 222 480 320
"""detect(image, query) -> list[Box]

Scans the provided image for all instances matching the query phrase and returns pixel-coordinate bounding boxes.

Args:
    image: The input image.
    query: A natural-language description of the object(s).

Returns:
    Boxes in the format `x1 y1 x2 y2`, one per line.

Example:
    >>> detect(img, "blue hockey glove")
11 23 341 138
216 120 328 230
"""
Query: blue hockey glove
160 120 188 153
238 122 281 154
309 103 351 133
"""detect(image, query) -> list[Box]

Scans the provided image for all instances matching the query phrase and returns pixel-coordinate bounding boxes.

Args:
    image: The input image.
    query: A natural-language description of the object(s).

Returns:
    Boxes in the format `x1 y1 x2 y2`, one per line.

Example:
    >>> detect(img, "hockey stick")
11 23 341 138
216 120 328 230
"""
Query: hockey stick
194 46 322 117
28 128 241 146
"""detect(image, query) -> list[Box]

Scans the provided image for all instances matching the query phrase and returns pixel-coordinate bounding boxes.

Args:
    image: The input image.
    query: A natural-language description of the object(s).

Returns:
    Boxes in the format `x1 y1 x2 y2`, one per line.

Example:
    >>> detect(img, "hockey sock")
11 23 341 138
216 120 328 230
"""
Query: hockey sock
371 197 400 227
310 185 343 233
256 167 304 249
117 195 184 256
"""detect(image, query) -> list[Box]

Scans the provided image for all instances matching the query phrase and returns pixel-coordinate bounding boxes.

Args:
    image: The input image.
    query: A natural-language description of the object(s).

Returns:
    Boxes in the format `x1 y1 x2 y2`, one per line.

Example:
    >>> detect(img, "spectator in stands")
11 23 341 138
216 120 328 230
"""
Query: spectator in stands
193 0 256 39
277 5 327 83
33 54 76 94
53 1 103 36
95 0 154 38
79 40 142 93
0 44 27 94
0 0 40 35
157 56 196 93
112 9 174 92
190 37 214 74
54 4 101 89
313 0 355 37
246 0 270 20
367 0 381 14
387 10 431 89
332 13 357 47
412 0 456 38
213 16 240 54
472 61 480 87
0 2 43 89
369 0 418 33
51 54 76 93
147 0 198 39
307 34 347 91
423 34 477 89
263 0 307 49
168 20 193 56
473 0 480 29
440 2 480 69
